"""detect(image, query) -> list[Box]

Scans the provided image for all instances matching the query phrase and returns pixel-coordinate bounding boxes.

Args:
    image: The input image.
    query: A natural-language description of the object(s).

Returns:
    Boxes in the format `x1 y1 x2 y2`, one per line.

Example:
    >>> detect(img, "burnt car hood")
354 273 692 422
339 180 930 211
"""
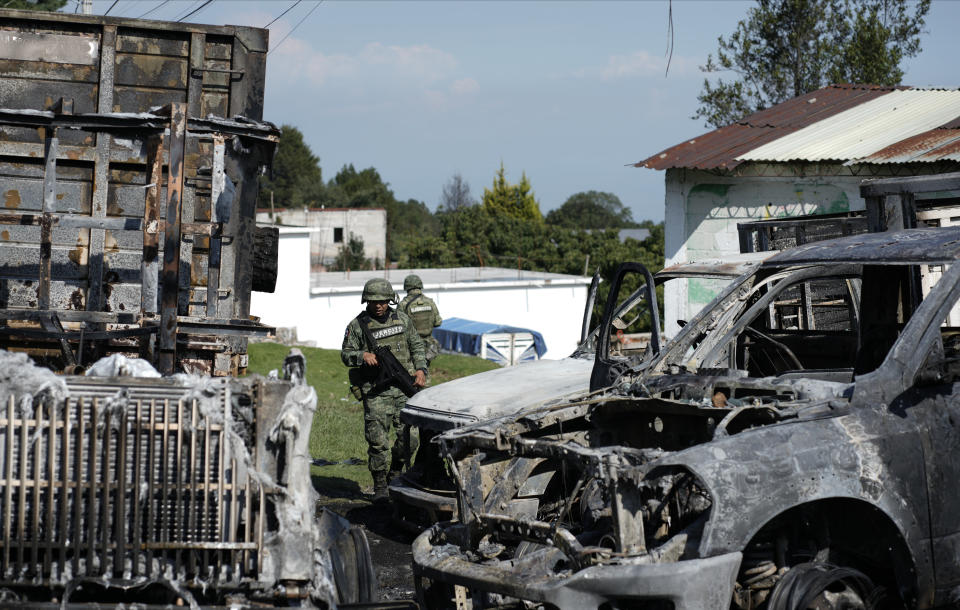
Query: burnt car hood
405 356 593 427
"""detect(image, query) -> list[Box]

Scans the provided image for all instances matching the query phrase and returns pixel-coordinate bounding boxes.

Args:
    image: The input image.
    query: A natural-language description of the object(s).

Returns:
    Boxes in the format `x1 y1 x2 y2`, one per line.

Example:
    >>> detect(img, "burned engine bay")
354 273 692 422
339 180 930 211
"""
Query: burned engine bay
413 371 861 609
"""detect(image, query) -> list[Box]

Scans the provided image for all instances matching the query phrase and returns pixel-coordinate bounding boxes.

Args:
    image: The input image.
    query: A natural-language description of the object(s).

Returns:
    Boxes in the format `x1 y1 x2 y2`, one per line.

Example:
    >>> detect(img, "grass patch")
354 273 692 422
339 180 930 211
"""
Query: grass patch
246 343 498 494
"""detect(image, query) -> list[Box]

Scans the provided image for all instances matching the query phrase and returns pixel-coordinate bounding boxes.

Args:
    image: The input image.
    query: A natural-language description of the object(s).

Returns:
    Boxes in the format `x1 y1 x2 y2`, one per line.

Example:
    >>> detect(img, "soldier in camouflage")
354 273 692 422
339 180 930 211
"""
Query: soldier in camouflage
341 278 427 502
399 274 443 366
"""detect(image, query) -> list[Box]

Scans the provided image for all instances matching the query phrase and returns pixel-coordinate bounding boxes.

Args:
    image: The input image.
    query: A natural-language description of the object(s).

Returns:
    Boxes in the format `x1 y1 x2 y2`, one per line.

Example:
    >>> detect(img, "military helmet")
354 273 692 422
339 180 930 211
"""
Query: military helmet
403 274 423 291
361 278 396 303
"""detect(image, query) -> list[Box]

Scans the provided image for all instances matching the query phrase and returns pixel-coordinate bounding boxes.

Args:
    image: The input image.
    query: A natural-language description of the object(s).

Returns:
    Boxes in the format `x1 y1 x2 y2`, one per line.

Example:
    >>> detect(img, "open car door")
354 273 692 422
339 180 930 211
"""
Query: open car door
579 270 601 345
589 262 661 391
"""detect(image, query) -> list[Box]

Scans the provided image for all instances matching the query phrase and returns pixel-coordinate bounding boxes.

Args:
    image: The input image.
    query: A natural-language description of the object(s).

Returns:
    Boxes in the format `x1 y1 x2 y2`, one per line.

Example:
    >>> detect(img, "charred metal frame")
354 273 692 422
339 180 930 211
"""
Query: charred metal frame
0 369 375 608
737 212 870 253
0 107 278 375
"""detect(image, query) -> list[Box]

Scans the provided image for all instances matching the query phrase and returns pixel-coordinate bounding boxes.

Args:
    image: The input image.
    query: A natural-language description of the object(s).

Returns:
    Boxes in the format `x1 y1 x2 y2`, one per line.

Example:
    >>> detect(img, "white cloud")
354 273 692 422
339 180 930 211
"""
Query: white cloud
232 9 476 111
450 77 479 95
576 50 697 80
272 40 458 87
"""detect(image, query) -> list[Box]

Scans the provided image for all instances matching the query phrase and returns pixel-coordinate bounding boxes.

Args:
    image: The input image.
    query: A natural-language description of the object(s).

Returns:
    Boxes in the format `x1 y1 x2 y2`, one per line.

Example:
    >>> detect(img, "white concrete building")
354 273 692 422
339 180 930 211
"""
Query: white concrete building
251 230 593 359
255 207 386 267
636 84 960 336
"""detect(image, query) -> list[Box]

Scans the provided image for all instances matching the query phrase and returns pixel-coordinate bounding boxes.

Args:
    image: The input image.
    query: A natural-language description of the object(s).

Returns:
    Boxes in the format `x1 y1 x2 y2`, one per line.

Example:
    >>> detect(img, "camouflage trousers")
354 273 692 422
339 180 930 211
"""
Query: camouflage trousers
423 335 441 365
362 386 419 477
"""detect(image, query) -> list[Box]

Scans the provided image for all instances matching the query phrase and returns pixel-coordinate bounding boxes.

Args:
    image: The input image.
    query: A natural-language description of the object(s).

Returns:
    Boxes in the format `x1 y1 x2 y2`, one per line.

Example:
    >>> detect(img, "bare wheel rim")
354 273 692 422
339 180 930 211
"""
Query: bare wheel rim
767 562 876 610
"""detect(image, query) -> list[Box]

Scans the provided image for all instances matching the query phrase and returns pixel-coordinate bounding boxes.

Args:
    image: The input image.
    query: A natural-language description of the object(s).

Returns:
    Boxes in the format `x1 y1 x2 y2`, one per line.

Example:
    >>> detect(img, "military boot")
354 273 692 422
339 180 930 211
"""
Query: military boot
372 471 389 504
389 458 404 481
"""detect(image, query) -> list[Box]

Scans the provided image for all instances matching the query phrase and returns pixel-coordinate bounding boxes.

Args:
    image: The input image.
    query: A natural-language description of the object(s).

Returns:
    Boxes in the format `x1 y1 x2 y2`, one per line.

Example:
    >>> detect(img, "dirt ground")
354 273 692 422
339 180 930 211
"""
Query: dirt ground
317 488 420 604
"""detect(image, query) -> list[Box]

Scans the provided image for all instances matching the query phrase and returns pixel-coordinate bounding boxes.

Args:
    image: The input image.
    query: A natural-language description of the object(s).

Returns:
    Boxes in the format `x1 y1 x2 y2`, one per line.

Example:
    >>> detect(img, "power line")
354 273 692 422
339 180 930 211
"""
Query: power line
268 1 322 56
178 0 214 22
264 0 302 29
172 0 202 22
138 0 169 19
103 0 119 15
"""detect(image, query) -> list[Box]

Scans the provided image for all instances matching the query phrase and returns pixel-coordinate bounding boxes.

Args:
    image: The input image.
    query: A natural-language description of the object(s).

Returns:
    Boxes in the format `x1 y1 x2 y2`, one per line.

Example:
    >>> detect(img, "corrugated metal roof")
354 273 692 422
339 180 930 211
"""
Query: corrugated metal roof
858 126 960 164
636 84 899 170
737 89 960 163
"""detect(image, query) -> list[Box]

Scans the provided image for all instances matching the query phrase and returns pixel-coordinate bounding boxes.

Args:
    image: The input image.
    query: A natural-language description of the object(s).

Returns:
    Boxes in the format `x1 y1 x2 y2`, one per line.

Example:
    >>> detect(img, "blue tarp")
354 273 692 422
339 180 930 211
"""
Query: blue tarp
434 317 548 359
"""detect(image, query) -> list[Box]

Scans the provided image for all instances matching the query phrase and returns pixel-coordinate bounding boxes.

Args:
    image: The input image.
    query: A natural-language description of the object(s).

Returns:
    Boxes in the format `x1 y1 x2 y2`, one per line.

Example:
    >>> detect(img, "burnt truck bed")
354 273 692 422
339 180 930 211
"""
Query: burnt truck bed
0 10 280 375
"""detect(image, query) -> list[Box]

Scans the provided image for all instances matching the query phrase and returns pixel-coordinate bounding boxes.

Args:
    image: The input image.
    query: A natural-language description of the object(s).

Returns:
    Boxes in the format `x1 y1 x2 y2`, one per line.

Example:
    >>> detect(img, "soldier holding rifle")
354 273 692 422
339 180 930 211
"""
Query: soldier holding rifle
341 278 426 503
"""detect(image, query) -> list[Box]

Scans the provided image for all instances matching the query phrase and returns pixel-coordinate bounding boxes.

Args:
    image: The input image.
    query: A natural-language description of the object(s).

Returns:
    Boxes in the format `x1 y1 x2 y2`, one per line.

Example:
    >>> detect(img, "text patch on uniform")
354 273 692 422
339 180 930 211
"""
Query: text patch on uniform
372 325 404 340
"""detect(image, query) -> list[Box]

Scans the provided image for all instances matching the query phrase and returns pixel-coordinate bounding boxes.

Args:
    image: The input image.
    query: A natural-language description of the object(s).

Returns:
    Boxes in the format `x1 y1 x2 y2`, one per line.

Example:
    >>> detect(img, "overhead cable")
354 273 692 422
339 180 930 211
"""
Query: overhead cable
177 0 214 22
264 0 302 28
170 0 199 21
103 0 119 15
268 1 322 56
139 0 170 19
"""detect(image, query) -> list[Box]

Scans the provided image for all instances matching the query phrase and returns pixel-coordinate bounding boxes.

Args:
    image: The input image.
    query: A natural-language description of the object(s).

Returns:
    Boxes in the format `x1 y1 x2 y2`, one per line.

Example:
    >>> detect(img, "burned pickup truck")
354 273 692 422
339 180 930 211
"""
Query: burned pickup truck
414 226 960 609
392 255 767 527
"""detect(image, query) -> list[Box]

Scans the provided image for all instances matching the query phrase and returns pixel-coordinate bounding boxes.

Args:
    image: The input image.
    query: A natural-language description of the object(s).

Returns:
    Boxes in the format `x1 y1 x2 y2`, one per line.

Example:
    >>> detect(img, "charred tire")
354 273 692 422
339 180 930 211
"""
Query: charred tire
767 562 879 610
331 526 377 604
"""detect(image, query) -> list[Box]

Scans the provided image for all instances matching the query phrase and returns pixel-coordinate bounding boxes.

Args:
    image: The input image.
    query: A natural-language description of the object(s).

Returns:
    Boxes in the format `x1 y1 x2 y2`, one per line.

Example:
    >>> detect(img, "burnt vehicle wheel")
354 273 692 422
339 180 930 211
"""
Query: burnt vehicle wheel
766 562 879 610
330 526 377 604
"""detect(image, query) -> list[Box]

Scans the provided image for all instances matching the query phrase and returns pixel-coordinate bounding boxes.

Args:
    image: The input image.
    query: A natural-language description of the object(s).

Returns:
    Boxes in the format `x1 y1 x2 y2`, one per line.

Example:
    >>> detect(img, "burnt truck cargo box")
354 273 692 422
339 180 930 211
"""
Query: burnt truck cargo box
0 10 280 375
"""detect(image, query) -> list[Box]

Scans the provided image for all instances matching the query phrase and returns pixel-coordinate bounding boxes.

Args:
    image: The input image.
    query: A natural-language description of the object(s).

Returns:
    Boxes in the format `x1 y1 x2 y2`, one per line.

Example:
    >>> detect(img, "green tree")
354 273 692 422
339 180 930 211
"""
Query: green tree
258 125 323 208
325 164 394 209
546 191 638 229
402 203 666 331
481 163 542 222
695 0 930 128
5 0 66 9
330 233 371 271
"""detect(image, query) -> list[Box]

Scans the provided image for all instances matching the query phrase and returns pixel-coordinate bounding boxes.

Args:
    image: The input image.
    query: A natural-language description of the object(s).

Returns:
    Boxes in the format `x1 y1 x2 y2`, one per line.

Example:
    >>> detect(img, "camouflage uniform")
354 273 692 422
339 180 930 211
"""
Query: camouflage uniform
341 307 426 480
399 276 443 366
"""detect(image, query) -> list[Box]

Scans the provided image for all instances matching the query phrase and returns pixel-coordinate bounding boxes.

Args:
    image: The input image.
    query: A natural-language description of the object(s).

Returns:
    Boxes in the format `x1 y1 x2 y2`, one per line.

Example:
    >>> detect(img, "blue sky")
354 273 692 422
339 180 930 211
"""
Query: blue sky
84 0 959 222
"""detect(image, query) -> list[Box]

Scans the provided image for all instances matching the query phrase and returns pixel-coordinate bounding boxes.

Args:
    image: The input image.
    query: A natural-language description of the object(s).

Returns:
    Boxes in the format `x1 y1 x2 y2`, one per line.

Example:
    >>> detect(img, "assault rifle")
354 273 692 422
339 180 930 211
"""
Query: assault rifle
371 345 420 398
355 312 420 398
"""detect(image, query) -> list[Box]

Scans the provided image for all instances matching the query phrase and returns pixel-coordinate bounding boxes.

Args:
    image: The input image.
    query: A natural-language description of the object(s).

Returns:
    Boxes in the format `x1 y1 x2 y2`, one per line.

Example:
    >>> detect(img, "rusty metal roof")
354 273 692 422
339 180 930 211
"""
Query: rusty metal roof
738 89 960 163
635 84 945 171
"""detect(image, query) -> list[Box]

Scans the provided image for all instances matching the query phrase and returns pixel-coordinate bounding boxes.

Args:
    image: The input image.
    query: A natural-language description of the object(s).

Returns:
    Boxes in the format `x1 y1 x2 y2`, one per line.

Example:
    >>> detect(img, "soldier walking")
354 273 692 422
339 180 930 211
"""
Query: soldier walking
399 274 443 367
341 278 427 503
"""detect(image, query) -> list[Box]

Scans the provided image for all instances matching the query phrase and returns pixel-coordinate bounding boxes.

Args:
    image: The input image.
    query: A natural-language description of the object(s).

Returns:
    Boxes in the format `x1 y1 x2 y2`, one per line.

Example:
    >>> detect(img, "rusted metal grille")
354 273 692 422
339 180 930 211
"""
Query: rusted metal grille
0 384 261 587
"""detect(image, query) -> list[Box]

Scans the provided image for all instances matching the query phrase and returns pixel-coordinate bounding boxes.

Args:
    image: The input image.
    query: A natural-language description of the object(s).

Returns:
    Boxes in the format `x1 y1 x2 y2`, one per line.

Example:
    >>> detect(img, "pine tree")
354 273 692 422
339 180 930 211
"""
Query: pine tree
481 163 542 222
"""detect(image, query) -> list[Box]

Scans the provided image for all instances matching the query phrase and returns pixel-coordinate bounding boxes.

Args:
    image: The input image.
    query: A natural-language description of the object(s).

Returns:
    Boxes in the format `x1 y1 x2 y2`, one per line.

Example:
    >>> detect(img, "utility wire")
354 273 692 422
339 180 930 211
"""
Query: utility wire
104 0 119 15
178 0 214 22
664 0 674 77
268 1 322 56
264 0 302 29
139 0 170 19
172 0 203 22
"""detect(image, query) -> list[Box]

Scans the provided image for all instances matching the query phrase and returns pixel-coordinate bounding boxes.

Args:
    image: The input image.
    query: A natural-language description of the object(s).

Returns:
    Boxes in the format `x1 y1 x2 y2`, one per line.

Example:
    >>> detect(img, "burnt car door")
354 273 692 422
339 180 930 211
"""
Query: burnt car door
579 270 601 345
854 261 960 605
589 262 661 391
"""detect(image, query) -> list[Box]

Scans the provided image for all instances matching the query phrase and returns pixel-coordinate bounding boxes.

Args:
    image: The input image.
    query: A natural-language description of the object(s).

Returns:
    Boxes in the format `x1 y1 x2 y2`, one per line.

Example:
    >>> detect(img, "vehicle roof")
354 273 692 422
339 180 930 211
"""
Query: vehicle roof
657 251 772 279
763 227 960 267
